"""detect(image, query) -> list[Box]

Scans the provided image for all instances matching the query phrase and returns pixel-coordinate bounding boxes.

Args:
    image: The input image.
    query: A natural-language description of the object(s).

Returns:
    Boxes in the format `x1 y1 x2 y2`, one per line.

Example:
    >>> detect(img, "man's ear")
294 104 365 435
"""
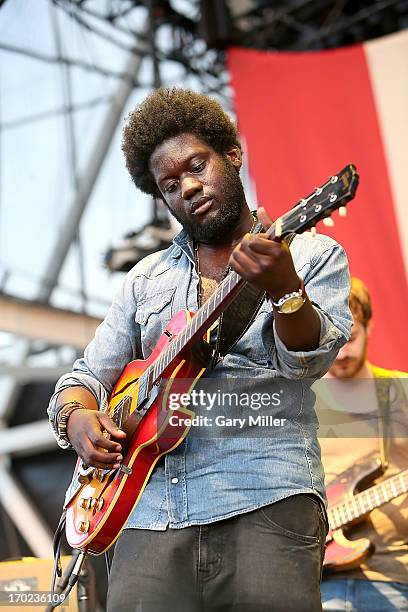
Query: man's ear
225 146 242 171
154 190 170 209
159 196 173 213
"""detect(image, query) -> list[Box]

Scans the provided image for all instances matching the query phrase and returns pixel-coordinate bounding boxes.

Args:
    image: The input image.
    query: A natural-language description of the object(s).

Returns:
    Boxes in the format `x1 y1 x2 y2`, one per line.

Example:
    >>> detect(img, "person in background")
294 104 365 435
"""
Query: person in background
316 276 408 611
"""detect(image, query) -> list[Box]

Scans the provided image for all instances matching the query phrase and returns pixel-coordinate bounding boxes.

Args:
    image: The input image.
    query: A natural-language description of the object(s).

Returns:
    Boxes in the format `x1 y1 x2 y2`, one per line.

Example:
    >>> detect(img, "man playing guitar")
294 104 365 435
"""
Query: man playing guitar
48 87 352 611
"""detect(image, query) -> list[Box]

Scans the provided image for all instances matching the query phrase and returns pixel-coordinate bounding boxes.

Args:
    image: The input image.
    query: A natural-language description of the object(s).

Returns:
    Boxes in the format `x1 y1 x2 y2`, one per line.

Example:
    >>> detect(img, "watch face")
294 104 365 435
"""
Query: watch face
281 296 305 314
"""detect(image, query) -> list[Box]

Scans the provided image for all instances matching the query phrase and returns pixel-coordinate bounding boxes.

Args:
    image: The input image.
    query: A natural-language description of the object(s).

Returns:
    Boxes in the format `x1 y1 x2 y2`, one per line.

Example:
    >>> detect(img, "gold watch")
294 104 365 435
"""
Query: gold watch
271 278 306 314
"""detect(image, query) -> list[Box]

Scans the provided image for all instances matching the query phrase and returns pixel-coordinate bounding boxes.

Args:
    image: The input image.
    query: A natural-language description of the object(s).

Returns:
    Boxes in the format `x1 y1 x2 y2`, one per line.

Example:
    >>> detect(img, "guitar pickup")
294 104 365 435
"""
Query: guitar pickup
136 376 162 414
119 464 132 475
137 375 149 406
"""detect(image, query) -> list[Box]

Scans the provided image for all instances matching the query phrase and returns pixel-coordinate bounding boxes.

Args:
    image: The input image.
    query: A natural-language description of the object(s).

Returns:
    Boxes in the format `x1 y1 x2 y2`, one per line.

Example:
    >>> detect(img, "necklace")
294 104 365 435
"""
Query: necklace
194 240 204 307
194 212 257 307
194 241 226 307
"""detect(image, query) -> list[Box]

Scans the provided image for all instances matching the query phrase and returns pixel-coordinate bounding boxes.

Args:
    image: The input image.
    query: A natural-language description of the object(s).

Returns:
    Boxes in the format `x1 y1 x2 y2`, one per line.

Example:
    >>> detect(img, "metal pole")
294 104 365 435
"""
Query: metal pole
37 20 149 303
0 457 54 557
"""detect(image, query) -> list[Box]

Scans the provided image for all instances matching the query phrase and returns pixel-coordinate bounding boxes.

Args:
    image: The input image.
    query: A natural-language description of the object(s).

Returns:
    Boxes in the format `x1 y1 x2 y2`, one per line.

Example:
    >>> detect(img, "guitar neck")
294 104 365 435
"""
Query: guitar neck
328 469 408 531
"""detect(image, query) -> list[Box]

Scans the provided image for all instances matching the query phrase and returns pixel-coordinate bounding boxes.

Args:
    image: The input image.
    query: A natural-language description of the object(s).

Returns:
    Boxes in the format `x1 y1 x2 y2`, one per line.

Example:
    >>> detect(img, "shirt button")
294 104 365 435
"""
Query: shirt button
171 477 179 484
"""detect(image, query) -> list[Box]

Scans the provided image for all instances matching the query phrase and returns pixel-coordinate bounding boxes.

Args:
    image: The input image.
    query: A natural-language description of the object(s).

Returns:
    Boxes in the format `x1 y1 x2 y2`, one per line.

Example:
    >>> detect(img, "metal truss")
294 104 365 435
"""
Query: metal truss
230 0 408 50
47 1 408 85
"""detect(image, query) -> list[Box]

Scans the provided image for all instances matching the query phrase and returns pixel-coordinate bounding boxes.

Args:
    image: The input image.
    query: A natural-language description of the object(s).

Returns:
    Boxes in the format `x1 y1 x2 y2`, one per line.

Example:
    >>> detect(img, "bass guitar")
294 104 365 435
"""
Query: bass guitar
64 164 359 554
324 459 408 572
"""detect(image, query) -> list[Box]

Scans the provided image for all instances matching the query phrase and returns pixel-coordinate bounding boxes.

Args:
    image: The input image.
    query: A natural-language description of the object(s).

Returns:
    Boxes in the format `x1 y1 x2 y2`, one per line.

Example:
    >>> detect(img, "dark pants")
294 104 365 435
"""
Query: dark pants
107 494 327 612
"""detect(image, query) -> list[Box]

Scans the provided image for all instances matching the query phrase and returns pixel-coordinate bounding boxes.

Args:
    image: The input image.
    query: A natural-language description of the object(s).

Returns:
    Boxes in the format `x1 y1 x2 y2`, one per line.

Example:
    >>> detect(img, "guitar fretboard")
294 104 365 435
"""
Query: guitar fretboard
329 469 408 531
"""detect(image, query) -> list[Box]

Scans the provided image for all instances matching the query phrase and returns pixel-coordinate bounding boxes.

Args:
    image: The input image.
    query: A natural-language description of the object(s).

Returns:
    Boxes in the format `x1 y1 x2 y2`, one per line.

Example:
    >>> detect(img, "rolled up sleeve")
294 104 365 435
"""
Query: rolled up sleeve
271 236 352 379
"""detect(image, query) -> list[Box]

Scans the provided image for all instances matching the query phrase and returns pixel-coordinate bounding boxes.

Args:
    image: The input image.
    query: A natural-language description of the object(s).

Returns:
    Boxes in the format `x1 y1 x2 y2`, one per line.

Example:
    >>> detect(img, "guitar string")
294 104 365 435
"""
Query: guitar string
329 470 408 529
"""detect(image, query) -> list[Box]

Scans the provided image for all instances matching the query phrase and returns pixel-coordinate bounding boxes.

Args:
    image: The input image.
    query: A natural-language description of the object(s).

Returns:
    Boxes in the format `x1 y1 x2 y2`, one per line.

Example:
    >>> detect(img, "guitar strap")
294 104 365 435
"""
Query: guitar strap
213 211 296 363
374 376 391 471
135 317 143 359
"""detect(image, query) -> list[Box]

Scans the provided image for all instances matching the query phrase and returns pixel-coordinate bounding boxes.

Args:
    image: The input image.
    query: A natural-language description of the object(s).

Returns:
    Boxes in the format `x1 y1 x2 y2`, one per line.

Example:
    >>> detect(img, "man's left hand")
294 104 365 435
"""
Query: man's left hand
229 207 300 300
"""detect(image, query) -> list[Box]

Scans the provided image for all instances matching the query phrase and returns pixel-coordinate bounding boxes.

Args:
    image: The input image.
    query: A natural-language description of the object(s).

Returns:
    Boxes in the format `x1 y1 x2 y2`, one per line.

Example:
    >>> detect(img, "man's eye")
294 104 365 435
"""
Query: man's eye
192 161 205 172
165 182 178 193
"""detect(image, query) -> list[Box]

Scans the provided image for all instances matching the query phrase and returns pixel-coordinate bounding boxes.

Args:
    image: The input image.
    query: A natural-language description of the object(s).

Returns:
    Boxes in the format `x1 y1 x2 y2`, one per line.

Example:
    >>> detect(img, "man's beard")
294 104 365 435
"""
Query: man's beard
168 160 246 243
330 349 367 379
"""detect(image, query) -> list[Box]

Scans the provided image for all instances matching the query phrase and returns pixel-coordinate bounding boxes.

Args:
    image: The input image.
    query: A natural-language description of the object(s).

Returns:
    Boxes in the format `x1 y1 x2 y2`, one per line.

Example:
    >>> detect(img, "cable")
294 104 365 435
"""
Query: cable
290 0 402 47
104 550 111 576
1 96 111 131
0 42 141 85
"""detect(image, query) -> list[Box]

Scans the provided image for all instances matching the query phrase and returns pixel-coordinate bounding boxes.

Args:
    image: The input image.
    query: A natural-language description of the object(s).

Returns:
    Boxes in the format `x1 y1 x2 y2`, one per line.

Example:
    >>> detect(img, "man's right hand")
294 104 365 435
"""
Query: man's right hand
67 409 127 469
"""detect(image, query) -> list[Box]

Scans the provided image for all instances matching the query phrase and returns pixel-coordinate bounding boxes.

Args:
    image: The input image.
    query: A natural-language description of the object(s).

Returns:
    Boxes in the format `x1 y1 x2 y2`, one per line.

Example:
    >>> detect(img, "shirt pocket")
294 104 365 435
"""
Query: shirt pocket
135 287 176 357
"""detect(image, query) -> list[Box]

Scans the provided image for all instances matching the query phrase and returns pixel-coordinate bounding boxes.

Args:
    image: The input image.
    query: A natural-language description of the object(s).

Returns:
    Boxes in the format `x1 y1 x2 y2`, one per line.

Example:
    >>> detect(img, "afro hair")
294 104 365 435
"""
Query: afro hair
122 87 241 197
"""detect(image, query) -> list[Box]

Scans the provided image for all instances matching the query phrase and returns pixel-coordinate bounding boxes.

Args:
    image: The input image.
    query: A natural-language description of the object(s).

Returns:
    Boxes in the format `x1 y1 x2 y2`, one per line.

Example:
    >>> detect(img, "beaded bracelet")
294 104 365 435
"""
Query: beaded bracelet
55 401 87 447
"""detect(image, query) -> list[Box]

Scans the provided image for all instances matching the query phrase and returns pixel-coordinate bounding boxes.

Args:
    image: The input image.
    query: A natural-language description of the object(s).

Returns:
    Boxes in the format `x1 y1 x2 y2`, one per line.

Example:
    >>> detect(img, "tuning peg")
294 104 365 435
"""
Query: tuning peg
323 217 335 227
339 206 347 217
310 227 318 237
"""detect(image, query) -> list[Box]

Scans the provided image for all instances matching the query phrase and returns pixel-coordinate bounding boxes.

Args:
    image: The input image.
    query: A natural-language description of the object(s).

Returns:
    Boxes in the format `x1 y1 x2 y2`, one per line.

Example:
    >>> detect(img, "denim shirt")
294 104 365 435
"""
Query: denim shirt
48 228 352 529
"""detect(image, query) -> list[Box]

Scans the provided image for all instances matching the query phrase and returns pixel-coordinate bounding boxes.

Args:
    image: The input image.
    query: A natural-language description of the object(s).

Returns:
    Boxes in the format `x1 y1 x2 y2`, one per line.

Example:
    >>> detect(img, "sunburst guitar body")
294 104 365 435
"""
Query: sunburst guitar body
65 310 203 554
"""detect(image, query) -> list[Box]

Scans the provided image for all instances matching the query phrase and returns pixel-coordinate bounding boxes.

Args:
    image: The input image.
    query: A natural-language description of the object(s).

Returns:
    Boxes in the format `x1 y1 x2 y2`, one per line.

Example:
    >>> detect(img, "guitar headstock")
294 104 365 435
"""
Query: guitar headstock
272 164 359 239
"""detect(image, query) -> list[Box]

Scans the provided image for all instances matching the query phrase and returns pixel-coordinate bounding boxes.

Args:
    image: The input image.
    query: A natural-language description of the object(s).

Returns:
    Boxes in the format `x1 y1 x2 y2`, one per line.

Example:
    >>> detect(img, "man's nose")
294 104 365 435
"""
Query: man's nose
181 175 202 200
336 344 350 360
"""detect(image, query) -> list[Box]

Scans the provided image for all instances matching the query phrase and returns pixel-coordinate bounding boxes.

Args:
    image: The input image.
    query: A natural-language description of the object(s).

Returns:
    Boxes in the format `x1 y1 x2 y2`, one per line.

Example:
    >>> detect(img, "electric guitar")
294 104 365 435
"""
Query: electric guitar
64 164 359 554
324 459 408 573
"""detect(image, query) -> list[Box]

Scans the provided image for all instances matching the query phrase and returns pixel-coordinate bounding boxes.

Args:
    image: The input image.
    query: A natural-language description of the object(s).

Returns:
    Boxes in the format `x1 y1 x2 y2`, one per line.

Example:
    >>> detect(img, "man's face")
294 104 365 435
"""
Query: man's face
329 317 369 379
149 133 246 243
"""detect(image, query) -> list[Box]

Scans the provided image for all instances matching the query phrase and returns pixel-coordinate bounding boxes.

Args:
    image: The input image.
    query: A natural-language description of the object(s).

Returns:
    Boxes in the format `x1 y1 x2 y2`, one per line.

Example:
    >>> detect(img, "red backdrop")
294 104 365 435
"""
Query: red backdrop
228 41 408 371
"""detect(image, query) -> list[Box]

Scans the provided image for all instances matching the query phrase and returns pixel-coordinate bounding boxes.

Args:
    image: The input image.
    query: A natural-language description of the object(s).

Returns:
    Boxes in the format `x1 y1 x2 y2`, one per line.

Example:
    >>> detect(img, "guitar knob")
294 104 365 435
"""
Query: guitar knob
79 497 92 510
91 497 104 513
323 217 335 227
338 206 347 217
77 520 90 534
93 469 105 482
